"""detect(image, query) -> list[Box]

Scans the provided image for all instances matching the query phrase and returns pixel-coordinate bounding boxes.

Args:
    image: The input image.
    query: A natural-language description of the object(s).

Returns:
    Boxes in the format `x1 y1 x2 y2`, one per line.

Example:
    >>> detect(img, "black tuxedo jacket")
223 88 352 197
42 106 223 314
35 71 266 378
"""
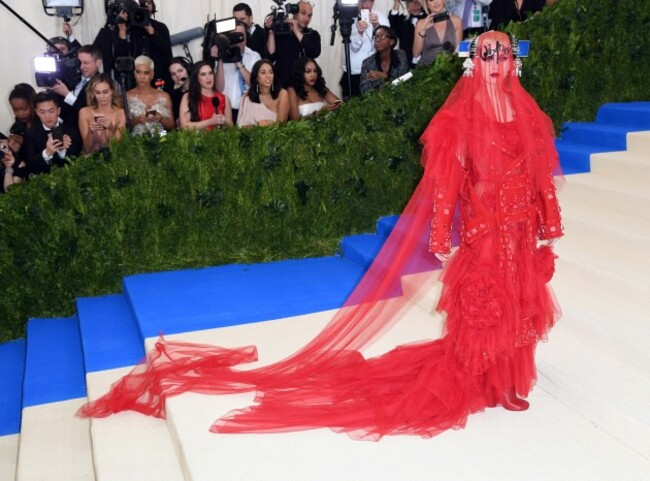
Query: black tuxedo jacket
23 123 82 176
60 79 88 131
389 11 426 66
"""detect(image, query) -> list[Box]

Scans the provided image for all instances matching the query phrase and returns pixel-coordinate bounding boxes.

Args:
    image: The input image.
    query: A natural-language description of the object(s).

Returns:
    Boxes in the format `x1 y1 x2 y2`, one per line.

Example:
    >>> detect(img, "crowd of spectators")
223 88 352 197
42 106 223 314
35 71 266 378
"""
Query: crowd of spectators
2 0 556 193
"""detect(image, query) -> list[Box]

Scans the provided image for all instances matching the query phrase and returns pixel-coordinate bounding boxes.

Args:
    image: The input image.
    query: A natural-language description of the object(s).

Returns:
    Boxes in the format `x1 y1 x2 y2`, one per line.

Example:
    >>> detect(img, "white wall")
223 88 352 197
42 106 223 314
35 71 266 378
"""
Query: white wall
0 0 394 131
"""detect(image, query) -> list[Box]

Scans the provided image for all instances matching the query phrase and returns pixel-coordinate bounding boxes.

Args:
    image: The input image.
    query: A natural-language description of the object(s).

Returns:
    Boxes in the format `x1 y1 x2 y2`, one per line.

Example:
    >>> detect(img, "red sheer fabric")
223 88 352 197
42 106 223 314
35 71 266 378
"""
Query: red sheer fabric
78 32 563 441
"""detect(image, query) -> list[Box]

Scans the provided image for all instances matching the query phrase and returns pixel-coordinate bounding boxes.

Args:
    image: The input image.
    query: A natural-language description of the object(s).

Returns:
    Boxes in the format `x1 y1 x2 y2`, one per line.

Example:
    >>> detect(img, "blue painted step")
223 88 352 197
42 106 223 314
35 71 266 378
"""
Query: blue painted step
77 295 145 373
555 139 611 174
0 339 26 436
560 122 638 151
123 256 366 339
22 317 86 408
376 215 400 238
596 102 650 129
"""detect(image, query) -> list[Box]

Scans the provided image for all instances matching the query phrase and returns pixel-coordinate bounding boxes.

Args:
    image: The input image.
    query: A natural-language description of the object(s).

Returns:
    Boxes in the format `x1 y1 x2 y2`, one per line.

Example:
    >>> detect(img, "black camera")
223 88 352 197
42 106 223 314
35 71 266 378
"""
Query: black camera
33 53 80 88
270 0 300 34
212 32 245 63
203 17 244 64
115 56 135 73
106 0 151 28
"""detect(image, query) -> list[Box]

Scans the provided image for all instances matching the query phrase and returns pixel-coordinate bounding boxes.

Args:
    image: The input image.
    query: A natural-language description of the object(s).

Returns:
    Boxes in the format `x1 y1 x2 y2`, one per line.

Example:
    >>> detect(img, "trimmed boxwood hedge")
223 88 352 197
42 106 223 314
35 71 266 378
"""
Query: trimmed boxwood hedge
1 0 649 341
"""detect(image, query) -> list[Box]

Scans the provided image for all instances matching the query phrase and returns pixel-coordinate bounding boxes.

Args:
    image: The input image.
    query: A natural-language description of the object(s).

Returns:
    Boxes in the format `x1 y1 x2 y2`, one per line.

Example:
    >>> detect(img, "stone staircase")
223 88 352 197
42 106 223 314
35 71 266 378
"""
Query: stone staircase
2 103 650 480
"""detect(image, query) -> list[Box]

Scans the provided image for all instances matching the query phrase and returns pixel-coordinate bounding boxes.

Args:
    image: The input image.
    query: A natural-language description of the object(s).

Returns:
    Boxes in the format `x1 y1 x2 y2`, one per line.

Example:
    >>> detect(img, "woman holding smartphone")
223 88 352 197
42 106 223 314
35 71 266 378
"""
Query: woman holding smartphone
413 0 463 67
288 57 341 120
78 74 126 154
127 56 175 135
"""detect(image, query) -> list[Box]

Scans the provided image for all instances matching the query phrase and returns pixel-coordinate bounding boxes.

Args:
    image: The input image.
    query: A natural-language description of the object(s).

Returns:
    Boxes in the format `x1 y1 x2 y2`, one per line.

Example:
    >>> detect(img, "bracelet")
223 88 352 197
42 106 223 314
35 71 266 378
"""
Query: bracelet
236 63 244 70
418 31 426 38
5 167 14 174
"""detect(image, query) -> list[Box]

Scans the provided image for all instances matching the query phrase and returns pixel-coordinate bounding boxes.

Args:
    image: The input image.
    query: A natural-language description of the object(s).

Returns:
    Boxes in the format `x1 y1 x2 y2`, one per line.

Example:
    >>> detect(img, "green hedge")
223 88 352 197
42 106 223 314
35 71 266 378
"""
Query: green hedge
1 0 648 341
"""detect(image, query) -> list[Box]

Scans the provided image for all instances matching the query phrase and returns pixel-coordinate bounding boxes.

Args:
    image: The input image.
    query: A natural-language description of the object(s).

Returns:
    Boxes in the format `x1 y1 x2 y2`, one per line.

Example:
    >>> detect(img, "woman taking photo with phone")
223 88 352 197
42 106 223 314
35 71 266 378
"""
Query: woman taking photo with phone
78 73 126 154
413 0 463 67
127 55 175 135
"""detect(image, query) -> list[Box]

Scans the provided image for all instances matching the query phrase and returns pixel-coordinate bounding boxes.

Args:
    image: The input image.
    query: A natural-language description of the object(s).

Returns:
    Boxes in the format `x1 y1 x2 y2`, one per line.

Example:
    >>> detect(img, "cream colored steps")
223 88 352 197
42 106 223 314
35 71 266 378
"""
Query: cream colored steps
627 130 650 154
558 180 650 235
0 434 19 481
556 214 650 285
85 367 185 481
161 304 650 481
15 399 94 481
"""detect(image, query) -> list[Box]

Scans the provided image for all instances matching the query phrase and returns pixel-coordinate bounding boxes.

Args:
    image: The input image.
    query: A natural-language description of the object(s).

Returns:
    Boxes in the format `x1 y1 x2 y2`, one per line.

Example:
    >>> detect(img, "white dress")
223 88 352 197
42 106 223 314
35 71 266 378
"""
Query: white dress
298 101 326 118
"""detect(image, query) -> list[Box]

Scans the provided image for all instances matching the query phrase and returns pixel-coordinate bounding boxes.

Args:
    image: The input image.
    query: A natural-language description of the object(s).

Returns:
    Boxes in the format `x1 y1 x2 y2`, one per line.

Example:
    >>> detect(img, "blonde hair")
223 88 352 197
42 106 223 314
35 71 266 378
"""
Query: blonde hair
86 73 122 109
134 55 155 71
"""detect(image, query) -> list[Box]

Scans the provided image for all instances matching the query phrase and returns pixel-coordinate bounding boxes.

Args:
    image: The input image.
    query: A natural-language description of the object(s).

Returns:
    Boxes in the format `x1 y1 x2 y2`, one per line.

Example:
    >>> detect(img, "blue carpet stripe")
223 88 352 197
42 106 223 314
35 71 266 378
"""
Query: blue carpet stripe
0 339 26 435
22 317 86 407
124 256 366 339
77 295 146 373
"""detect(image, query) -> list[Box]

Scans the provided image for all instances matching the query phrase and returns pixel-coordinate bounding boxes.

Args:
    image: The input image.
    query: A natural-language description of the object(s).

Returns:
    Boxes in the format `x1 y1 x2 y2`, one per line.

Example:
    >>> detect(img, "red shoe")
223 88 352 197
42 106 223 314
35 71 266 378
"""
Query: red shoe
501 386 529 411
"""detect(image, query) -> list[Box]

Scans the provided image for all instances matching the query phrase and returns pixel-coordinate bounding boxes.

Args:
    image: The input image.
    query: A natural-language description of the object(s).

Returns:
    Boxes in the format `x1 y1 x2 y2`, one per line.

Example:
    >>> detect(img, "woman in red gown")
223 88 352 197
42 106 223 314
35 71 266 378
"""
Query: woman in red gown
79 31 563 441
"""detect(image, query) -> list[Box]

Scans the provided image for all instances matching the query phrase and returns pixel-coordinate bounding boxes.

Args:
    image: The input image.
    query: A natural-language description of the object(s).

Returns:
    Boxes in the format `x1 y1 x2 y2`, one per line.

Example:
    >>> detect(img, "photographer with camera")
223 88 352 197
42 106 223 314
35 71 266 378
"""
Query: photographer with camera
48 45 103 131
264 0 321 89
23 91 82 176
94 0 172 91
413 0 462 67
340 0 390 98
210 20 261 124
233 3 267 59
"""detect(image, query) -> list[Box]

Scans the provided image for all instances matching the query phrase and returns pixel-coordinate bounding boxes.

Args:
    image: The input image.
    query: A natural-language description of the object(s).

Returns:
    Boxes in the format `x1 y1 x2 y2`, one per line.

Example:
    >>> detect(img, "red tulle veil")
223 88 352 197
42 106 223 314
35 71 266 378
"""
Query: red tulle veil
78 31 563 441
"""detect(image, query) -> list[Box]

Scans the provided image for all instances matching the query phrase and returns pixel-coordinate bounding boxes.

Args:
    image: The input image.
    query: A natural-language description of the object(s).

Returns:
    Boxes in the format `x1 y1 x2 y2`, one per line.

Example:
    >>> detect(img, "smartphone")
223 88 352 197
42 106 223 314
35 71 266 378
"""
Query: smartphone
51 125 64 142
93 114 103 122
360 9 370 24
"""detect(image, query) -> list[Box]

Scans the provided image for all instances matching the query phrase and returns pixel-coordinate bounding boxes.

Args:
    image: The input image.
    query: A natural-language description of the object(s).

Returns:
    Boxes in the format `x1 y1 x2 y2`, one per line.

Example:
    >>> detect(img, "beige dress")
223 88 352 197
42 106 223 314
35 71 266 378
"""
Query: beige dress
237 95 278 127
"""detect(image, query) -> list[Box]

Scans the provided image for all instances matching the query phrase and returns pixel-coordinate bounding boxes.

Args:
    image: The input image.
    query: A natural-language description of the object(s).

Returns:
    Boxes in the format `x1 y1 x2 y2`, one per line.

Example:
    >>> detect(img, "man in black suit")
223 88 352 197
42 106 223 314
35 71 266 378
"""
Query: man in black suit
233 3 267 59
23 92 82 176
48 45 103 131
94 0 172 92
388 0 426 66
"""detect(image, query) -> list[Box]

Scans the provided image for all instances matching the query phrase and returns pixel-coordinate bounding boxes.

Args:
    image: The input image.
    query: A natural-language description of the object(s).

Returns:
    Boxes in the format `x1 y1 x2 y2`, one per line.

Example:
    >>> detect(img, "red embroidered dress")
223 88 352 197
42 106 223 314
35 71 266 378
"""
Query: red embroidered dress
79 32 563 441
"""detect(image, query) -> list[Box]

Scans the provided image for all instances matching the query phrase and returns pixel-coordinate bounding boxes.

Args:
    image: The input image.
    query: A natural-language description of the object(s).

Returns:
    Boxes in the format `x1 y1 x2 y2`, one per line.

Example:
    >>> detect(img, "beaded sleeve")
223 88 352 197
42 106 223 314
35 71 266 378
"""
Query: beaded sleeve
428 159 464 254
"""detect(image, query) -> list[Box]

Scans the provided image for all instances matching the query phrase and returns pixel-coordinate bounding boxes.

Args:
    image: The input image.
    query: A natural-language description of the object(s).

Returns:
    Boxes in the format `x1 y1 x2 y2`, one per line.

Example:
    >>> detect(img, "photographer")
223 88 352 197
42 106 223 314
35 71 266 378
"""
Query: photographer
48 45 103 131
340 0 389 98
210 21 261 124
23 91 82 176
446 1 492 37
94 0 172 91
233 3 267 59
265 0 321 89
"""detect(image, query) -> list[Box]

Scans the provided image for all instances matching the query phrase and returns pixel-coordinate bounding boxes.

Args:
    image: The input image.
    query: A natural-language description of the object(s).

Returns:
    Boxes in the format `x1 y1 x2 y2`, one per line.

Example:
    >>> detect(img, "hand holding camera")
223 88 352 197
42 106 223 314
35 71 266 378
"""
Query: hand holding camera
49 79 71 98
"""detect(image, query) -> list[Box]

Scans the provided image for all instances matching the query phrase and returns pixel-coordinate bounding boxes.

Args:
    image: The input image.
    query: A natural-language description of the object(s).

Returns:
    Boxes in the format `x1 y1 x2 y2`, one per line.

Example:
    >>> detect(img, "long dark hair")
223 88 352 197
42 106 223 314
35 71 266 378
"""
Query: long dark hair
290 57 327 100
248 59 280 103
188 60 216 121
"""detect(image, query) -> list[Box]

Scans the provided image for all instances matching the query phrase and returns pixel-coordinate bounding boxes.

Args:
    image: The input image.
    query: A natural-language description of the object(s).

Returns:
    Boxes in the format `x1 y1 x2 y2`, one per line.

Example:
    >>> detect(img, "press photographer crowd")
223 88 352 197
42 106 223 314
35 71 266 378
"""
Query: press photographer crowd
2 0 556 193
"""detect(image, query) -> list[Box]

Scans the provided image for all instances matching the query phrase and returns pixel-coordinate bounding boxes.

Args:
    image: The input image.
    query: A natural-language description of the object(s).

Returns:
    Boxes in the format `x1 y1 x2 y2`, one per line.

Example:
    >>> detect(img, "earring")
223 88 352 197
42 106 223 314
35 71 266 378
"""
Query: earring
513 58 523 77
463 58 475 77
257 84 259 93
